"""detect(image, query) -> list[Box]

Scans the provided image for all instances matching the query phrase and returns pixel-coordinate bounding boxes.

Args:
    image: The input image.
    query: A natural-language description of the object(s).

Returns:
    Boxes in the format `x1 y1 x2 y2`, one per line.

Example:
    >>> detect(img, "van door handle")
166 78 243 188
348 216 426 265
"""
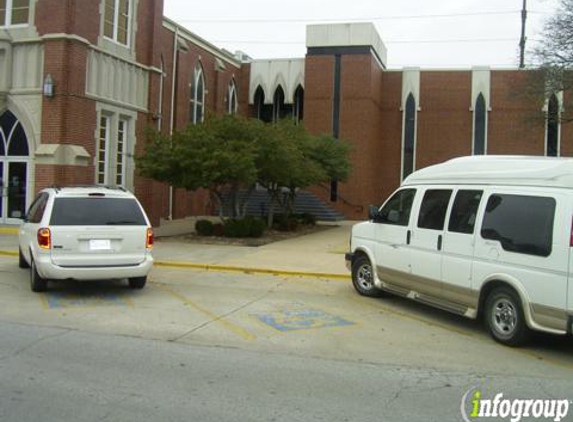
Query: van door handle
406 230 411 245
437 235 443 251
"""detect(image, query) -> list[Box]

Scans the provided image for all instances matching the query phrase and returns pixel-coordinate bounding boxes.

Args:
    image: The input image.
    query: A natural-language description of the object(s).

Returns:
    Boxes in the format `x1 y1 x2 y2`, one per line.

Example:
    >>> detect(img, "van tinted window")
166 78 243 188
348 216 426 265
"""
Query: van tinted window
50 198 147 226
418 190 452 230
481 194 555 257
379 189 416 226
448 190 483 234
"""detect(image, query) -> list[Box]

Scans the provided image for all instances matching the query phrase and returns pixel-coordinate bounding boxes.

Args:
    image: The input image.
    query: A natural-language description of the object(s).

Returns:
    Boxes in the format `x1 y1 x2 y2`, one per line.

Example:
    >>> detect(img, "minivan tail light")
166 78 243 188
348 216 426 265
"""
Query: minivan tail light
37 228 51 250
146 228 154 249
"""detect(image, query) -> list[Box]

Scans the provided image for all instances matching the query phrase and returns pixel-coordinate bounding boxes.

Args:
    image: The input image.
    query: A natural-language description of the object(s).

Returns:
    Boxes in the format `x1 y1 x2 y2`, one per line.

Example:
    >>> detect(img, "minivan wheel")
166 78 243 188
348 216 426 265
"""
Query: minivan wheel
19 248 30 269
128 276 147 289
484 287 530 347
351 255 382 297
30 258 48 293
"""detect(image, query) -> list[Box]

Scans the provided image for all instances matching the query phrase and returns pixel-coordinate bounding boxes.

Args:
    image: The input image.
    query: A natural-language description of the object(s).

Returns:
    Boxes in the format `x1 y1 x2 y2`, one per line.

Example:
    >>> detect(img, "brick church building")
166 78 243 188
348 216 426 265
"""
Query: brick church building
0 0 569 225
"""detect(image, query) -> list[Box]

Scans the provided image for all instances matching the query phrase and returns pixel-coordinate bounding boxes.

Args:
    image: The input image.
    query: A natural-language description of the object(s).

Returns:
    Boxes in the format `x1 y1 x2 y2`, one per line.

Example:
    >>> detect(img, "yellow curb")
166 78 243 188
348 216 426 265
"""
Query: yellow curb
0 227 18 235
0 249 18 257
154 260 351 281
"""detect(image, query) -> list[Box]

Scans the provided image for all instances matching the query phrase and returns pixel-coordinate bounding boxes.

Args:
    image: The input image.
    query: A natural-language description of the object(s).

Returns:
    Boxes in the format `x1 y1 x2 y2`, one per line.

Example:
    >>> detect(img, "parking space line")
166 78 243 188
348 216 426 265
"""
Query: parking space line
155 283 256 341
350 296 573 371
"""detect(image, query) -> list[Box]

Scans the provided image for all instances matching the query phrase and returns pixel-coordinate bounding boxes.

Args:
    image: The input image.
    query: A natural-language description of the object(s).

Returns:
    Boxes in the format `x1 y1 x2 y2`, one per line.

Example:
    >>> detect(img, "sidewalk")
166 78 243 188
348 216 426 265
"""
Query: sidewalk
0 222 356 279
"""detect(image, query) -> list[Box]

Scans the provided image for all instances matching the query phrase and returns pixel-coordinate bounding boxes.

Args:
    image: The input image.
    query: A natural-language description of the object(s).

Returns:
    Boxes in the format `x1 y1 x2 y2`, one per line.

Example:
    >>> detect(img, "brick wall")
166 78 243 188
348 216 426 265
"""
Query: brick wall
417 71 473 169
489 71 545 155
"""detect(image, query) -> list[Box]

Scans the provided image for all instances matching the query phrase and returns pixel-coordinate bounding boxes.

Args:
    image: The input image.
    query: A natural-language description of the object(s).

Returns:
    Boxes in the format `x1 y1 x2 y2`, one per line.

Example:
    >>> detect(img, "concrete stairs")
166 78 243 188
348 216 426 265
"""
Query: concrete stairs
220 189 345 221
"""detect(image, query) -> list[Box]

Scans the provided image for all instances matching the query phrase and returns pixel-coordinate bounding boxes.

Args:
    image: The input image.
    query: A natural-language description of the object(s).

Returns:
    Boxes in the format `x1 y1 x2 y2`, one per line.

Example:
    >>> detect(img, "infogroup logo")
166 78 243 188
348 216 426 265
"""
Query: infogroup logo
461 387 570 422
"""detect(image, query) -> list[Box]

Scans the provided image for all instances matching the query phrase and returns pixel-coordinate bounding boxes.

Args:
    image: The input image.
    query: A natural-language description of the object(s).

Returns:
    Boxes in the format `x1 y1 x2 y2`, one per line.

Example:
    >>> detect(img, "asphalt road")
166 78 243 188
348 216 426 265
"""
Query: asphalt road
1 256 573 421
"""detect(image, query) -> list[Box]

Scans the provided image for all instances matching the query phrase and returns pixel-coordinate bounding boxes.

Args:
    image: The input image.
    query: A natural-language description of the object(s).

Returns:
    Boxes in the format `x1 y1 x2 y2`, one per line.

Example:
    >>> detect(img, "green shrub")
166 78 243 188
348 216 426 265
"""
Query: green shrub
213 223 224 237
195 219 214 236
296 213 316 226
273 214 299 232
223 217 267 238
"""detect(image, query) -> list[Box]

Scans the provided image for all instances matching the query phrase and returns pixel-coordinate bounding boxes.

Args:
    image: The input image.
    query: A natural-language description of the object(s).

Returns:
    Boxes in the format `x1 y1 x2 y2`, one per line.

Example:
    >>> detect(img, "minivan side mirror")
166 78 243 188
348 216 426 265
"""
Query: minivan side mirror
368 205 381 222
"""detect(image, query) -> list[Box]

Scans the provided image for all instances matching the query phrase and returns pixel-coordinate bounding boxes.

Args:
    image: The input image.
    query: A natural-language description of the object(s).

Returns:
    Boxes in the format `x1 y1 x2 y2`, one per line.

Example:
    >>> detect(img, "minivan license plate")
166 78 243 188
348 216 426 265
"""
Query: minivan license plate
89 239 111 251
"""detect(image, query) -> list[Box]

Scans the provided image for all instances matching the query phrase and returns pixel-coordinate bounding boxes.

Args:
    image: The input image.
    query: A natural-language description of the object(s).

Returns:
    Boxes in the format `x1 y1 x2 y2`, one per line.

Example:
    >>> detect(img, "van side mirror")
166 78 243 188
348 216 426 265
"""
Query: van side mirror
368 205 380 221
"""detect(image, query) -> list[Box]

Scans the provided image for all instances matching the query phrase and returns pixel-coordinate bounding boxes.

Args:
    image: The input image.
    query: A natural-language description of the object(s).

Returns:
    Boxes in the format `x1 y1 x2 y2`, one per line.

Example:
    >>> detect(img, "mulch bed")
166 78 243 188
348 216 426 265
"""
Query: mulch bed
156 224 334 247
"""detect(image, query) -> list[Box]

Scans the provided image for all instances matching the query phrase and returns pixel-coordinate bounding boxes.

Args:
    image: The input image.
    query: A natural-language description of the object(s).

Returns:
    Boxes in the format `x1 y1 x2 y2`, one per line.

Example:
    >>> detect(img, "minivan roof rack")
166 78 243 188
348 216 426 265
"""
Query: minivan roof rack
57 185 127 192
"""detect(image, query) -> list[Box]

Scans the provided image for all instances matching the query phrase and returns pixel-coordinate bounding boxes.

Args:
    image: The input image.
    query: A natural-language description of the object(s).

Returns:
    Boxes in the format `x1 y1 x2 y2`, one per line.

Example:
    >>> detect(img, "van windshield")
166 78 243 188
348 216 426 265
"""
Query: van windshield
50 197 147 226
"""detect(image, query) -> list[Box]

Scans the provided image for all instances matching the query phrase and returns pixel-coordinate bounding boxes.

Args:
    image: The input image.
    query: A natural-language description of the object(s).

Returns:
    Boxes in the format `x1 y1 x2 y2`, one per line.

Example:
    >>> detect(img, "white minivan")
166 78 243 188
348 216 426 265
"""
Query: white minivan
346 156 573 346
19 186 154 292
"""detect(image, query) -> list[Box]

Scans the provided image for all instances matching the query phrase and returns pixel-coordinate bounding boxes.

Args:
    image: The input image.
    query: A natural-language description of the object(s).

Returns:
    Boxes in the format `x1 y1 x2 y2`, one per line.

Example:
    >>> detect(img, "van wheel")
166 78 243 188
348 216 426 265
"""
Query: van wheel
19 248 29 269
30 258 47 293
484 287 530 346
128 277 147 289
351 255 382 297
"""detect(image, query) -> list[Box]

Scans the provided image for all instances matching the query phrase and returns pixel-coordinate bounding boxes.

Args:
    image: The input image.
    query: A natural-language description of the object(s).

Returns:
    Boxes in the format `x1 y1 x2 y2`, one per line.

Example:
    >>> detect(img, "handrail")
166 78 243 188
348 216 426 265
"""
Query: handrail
316 184 364 213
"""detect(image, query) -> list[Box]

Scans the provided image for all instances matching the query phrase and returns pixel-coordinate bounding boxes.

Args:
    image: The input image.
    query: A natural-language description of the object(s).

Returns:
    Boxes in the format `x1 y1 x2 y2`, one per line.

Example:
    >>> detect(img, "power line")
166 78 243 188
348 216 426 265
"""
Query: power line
212 38 527 45
175 10 522 24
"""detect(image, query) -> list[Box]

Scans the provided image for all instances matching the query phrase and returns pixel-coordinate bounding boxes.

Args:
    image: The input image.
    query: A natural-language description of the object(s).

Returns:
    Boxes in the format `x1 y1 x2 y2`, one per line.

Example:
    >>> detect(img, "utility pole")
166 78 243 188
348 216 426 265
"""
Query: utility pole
519 0 527 68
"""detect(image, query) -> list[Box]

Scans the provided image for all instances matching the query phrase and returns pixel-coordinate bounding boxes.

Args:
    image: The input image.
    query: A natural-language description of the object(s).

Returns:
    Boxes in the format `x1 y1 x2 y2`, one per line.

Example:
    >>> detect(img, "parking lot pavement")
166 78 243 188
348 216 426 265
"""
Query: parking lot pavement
1 255 573 382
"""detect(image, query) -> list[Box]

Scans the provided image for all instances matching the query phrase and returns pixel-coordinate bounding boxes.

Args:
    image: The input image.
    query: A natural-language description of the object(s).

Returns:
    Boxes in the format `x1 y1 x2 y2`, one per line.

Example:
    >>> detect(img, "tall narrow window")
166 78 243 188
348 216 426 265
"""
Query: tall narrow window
0 0 29 27
227 79 238 114
104 0 131 46
474 93 486 155
546 94 559 157
293 85 304 123
97 116 110 185
254 86 264 119
116 119 127 186
191 63 205 124
402 93 417 180
254 86 272 123
273 86 286 122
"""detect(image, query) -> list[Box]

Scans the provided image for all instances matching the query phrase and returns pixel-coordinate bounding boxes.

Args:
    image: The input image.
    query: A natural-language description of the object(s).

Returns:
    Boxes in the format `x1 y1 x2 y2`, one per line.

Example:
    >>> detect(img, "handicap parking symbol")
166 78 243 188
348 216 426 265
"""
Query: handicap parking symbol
255 304 354 332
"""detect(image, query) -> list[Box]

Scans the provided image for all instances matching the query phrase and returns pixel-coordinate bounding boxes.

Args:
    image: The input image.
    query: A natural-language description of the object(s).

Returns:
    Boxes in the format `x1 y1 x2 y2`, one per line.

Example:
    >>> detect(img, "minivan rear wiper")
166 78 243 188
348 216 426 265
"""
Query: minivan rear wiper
106 221 139 225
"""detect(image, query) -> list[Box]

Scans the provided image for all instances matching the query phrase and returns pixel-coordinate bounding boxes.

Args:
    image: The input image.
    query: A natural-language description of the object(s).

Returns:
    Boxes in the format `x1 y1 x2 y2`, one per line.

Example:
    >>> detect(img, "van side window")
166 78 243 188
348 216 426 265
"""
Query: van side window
417 190 452 230
481 194 555 257
378 189 416 226
26 193 48 224
448 190 483 234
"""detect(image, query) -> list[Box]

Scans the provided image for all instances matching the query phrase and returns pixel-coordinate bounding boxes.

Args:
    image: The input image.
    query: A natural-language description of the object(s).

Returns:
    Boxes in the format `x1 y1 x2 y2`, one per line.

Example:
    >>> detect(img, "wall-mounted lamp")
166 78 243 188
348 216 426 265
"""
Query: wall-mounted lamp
43 74 54 98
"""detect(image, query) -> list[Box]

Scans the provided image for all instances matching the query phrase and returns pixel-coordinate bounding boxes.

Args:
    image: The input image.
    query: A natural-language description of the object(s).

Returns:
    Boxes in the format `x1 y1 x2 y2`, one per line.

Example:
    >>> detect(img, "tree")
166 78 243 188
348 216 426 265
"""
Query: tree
136 115 260 218
137 115 353 226
532 0 573 122
256 119 352 226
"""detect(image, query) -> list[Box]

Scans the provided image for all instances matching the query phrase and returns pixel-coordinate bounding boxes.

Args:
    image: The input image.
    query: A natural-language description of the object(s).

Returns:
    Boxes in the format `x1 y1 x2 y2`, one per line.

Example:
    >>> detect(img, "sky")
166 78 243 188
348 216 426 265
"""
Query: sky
163 0 560 69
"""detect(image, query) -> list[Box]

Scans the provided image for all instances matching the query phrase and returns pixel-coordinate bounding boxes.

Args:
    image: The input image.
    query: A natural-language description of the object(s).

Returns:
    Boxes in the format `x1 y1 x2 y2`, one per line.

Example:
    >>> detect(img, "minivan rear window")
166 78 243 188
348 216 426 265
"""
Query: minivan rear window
50 198 147 226
481 194 555 257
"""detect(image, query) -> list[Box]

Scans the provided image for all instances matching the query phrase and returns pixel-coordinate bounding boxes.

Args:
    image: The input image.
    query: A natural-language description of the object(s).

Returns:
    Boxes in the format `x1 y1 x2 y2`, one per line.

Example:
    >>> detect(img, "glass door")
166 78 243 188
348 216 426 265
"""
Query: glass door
5 161 27 224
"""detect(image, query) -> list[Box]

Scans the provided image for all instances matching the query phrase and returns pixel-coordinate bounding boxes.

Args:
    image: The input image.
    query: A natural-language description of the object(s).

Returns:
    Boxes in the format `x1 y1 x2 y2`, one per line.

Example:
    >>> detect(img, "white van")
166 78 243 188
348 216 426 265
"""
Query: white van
346 156 573 346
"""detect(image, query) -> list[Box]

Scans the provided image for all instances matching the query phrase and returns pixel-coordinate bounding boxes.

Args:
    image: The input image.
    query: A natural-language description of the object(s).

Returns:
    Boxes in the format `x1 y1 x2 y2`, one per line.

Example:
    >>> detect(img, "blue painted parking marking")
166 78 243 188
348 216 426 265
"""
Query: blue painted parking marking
254 304 354 332
44 291 131 309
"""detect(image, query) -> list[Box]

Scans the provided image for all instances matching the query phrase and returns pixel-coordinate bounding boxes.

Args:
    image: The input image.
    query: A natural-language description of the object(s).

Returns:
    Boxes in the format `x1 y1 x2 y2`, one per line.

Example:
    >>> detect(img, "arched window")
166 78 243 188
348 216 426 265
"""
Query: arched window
273 86 285 122
0 111 29 156
254 86 272 123
546 94 560 157
191 63 205 124
402 93 417 180
293 85 304 123
473 93 486 155
227 79 238 114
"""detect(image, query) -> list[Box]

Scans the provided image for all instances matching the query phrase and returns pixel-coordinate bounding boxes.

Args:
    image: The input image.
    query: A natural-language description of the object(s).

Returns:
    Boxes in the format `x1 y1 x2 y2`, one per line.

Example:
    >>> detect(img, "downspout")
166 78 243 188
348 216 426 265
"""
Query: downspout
168 27 179 220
